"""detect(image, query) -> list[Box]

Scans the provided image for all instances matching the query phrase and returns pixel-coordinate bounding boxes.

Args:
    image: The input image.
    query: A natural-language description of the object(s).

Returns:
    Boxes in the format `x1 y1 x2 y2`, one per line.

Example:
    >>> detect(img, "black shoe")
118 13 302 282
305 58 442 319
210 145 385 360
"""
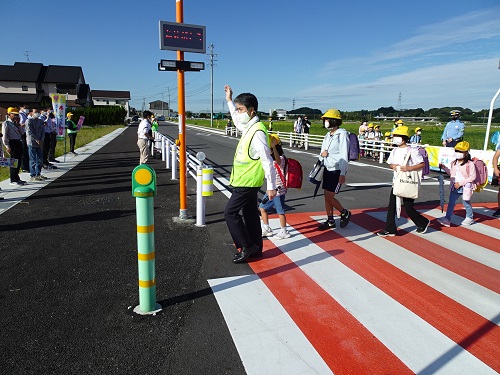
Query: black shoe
377 230 396 237
340 209 351 228
233 248 263 260
233 244 260 263
318 220 336 230
416 219 430 234
49 159 60 163
493 209 500 218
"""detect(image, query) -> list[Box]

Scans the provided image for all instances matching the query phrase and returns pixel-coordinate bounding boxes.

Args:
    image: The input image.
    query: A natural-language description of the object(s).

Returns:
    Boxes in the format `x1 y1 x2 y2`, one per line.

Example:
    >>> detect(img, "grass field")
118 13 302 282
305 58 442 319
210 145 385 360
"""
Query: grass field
189 118 500 151
1 125 124 182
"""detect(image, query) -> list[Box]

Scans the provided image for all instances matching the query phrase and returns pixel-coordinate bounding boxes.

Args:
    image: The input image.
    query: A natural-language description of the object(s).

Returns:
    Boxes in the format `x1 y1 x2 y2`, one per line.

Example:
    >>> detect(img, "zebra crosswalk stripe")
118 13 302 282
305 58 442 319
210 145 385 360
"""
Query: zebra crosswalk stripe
209 207 500 374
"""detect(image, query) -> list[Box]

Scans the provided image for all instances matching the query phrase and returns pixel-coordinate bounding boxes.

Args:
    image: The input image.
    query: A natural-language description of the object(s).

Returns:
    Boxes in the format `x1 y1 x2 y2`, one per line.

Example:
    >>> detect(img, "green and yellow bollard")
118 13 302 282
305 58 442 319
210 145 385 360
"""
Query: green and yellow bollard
132 164 162 315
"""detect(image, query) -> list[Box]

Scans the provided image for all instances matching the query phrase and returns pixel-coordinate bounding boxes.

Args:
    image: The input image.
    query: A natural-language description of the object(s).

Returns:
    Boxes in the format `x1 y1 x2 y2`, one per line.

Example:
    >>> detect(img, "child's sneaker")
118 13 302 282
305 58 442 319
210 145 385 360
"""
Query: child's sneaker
461 217 474 226
438 218 451 227
262 228 274 237
318 220 336 230
274 230 290 239
339 209 351 228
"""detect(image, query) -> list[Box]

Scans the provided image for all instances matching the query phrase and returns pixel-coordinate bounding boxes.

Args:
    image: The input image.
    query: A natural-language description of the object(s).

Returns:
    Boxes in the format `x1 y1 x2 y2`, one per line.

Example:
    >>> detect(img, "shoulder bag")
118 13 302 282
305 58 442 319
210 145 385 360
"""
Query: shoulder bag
393 151 421 199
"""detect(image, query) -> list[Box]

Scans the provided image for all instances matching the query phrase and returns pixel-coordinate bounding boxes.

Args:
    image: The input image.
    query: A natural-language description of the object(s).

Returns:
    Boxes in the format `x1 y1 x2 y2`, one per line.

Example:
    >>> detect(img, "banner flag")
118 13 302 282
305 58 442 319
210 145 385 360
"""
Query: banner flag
77 116 85 130
50 94 67 140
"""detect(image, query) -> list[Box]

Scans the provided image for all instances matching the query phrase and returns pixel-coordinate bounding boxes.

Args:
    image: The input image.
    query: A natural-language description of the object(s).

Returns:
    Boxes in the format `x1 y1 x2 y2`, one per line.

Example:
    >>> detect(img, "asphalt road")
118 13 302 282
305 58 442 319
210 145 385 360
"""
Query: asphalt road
0 124 248 375
2 122 498 374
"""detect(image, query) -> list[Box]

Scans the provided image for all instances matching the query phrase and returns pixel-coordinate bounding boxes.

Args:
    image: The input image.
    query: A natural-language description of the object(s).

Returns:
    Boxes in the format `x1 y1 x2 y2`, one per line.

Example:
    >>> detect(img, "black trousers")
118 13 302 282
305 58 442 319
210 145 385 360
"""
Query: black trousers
9 139 23 182
68 133 77 152
384 188 428 233
48 133 57 160
224 187 263 250
43 133 51 165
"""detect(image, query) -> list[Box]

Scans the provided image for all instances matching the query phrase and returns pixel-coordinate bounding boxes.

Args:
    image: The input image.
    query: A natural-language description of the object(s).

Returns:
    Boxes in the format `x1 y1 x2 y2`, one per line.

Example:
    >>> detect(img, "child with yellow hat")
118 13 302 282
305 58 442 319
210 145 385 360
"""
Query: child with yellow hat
438 141 476 226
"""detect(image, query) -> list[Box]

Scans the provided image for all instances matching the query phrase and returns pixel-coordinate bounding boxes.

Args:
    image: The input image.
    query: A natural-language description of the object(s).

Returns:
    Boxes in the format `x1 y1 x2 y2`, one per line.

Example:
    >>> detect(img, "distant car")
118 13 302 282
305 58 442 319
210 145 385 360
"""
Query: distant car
157 116 165 121
132 115 139 122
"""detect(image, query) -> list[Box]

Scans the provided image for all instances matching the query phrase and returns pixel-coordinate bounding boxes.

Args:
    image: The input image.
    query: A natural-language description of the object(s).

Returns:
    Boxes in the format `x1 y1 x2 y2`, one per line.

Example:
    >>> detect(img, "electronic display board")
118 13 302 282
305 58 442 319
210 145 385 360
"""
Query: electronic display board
159 21 206 54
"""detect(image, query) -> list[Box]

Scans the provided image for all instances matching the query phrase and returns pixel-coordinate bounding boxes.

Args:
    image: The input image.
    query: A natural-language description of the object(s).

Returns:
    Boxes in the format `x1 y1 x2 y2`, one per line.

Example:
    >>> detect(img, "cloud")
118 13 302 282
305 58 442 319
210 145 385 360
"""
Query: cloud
297 58 500 111
320 6 500 79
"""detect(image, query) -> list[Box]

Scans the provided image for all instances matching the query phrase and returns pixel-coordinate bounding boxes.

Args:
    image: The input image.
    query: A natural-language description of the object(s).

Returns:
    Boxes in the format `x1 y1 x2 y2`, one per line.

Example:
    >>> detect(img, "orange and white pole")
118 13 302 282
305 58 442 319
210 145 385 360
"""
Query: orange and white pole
176 0 188 219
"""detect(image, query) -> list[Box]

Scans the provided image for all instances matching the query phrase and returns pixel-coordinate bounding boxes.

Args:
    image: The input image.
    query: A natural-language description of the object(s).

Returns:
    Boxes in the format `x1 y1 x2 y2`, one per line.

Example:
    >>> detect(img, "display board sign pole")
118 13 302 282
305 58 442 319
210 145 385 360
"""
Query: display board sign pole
176 0 188 220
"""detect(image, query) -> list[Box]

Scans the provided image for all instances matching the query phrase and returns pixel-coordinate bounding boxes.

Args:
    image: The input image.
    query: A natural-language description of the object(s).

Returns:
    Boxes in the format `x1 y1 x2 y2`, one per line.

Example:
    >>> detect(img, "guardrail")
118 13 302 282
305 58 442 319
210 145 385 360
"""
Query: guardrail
151 131 213 226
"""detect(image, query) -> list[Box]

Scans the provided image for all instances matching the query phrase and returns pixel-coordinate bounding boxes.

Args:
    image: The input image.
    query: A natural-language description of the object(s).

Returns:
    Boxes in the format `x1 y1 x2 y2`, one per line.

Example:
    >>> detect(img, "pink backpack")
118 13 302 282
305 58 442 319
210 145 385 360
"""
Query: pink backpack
471 158 488 192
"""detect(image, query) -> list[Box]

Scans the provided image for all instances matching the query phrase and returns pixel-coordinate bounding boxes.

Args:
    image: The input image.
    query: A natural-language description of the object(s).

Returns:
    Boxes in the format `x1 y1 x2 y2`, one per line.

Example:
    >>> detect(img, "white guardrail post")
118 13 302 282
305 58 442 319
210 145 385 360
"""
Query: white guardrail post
165 139 171 170
161 137 166 162
171 144 178 180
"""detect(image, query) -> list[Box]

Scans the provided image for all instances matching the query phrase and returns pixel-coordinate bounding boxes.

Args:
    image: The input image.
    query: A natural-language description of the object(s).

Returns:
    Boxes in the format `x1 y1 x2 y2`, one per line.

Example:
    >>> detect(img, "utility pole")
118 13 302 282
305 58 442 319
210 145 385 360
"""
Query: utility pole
167 87 171 119
292 98 295 111
397 92 402 112
161 92 164 117
141 98 146 113
207 43 217 127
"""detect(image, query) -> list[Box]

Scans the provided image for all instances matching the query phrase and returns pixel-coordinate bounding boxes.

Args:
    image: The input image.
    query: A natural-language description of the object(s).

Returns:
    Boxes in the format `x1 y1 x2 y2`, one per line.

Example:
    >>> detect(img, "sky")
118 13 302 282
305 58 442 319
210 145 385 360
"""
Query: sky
1 0 500 114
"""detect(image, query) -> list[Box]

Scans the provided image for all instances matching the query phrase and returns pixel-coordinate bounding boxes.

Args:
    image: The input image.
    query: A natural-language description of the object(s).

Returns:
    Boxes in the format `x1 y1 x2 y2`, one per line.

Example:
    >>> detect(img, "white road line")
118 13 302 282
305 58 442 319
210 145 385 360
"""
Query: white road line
266 218 497 374
308 216 500 321
0 128 127 215
208 275 333 375
424 207 500 239
367 211 500 270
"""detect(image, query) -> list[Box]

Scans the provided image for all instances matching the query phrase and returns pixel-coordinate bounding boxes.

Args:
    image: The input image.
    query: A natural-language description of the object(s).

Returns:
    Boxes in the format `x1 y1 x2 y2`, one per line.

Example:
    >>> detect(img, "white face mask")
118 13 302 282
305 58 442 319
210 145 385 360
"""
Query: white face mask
393 136 403 145
416 131 421 135
454 152 465 160
235 111 251 125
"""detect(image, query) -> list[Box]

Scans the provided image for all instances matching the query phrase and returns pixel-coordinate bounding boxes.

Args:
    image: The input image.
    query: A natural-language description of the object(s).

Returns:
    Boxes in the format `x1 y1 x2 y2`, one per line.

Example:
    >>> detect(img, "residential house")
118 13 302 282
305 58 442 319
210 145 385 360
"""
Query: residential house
92 90 131 117
0 61 91 118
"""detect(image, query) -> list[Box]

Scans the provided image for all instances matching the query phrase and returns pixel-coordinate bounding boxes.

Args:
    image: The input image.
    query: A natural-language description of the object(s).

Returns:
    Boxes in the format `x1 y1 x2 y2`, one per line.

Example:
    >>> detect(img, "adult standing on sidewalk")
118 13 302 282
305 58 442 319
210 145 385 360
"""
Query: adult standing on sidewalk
137 110 155 164
224 85 276 263
66 112 78 155
18 104 30 172
441 110 464 147
2 107 26 186
26 108 46 181
317 108 351 230
47 112 59 164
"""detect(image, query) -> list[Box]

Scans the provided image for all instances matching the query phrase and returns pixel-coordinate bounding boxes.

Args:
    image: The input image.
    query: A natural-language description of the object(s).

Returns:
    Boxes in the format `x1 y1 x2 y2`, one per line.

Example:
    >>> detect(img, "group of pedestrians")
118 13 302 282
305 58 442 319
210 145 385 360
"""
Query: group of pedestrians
219 89 500 264
292 115 310 148
222 85 353 263
2 105 78 186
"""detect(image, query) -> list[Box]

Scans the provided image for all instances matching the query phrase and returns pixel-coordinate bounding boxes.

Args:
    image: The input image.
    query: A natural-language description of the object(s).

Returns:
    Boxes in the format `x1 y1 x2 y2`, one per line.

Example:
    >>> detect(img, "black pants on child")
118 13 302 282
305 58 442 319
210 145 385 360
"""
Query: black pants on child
384 189 428 233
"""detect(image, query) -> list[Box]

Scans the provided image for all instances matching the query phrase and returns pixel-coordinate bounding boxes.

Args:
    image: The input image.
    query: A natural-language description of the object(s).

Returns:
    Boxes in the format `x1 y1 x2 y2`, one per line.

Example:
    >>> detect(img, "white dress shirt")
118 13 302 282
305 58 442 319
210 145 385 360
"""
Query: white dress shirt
228 101 276 190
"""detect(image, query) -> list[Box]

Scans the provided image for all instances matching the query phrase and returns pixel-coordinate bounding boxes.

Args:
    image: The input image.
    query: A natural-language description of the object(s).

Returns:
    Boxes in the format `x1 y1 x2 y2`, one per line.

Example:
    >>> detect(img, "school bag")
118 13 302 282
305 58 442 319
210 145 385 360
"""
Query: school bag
490 131 500 147
284 157 303 189
471 158 488 192
348 132 360 161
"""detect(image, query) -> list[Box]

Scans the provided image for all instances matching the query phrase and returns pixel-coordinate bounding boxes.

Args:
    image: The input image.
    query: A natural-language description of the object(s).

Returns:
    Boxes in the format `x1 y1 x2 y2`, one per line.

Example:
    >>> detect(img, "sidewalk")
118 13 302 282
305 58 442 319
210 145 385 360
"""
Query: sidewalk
0 125 246 375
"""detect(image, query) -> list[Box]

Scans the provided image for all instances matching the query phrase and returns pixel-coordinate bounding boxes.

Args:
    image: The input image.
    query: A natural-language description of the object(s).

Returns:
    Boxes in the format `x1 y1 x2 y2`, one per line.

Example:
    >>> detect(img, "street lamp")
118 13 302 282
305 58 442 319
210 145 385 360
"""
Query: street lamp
483 58 500 151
